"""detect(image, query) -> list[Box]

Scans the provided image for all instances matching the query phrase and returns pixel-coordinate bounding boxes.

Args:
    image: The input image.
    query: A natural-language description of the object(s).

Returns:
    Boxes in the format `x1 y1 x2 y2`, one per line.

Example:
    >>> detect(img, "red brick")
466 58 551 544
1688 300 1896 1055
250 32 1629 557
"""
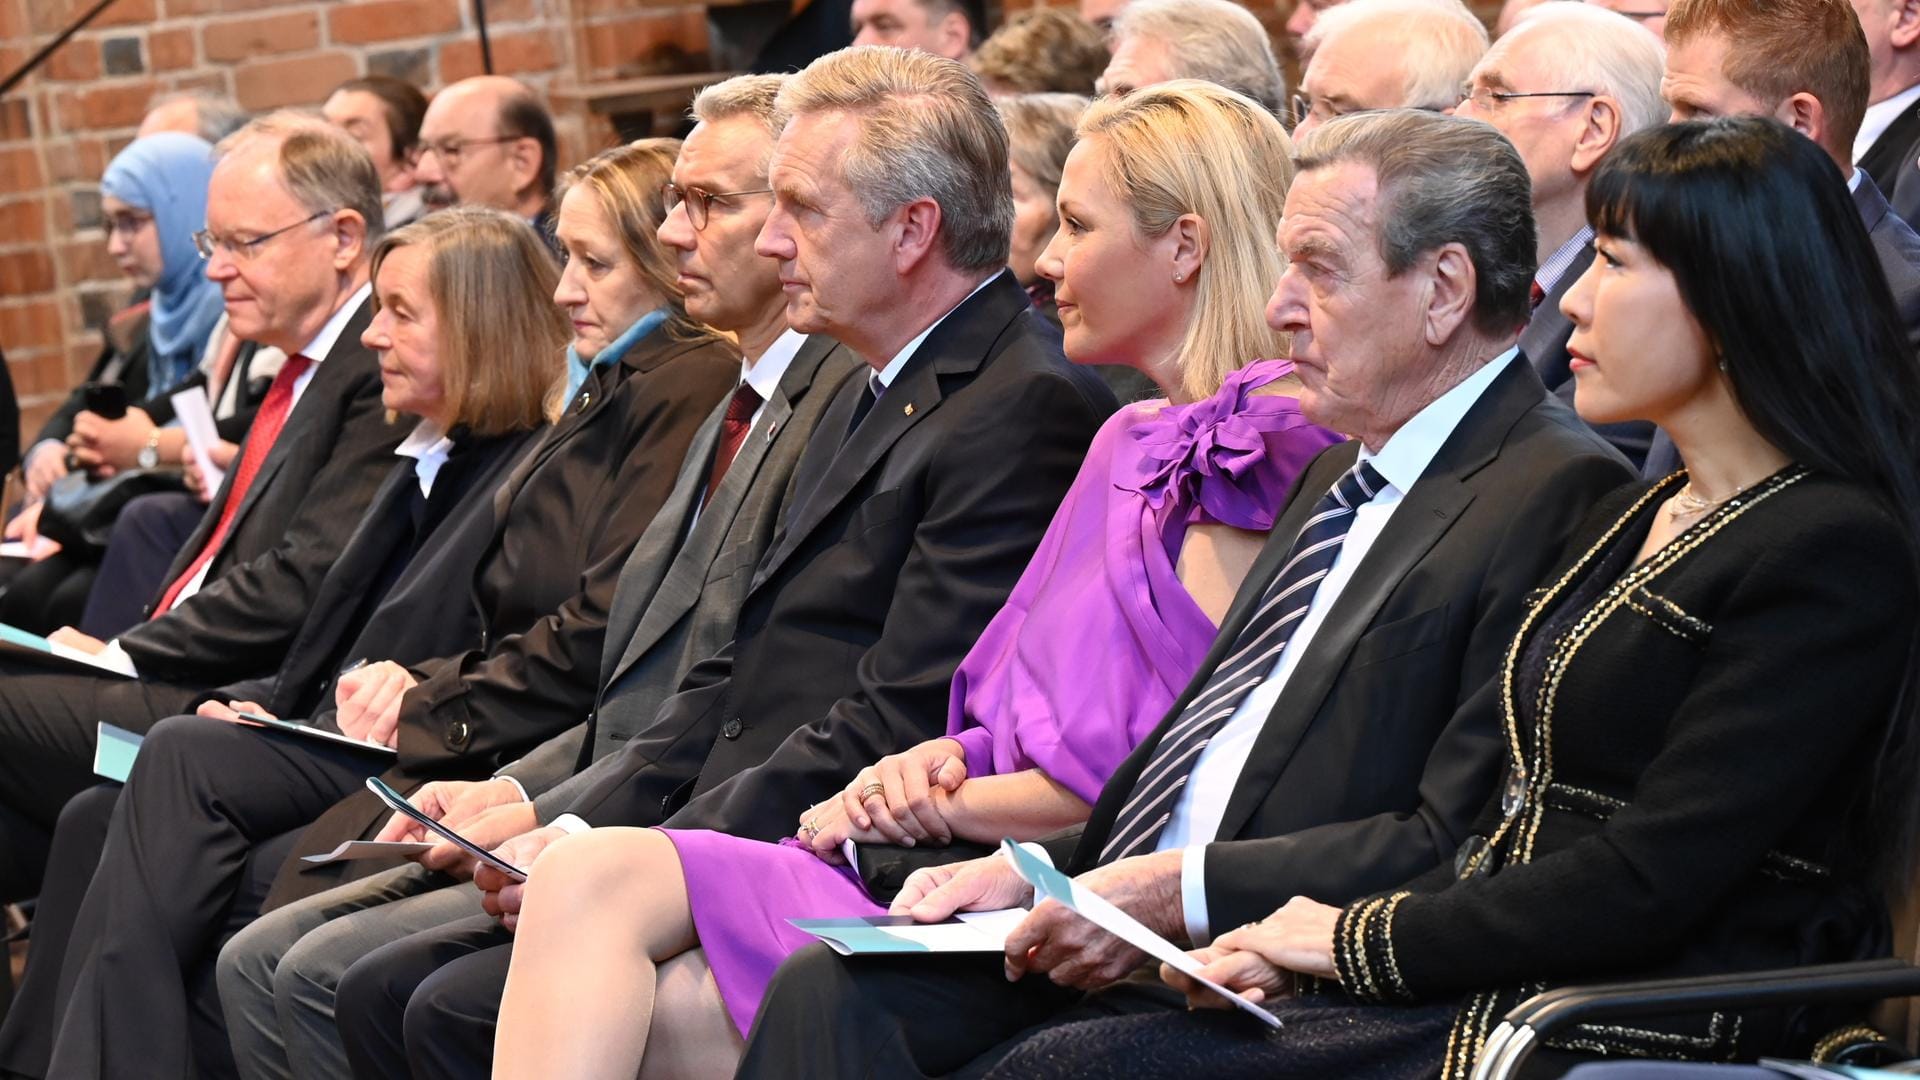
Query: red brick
92 0 158 29
0 198 45 245
232 51 359 111
488 0 539 22
57 238 119 283
42 39 101 81
578 12 708 76
0 0 28 43
0 98 31 142
0 146 44 194
440 30 560 81
0 250 55 294
149 28 197 71
0 299 63 351
203 11 321 63
66 81 158 130
77 138 110 179
328 0 462 44
42 141 83 185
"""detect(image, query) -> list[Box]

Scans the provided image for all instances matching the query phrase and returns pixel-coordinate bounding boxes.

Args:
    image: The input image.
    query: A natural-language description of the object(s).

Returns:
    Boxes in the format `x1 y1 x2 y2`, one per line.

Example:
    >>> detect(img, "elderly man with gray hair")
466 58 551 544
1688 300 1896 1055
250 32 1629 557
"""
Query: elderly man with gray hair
327 46 1114 1078
1096 0 1289 115
737 107 1632 1080
1292 0 1489 134
1459 1 1667 464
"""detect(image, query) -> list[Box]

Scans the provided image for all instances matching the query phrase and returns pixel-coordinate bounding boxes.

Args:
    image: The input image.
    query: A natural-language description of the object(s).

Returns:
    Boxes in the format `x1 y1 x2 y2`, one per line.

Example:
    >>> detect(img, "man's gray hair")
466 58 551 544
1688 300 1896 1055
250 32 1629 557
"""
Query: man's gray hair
777 46 1012 273
1294 110 1536 335
148 89 249 143
217 110 385 240
1108 0 1288 115
1503 3 1667 135
1307 0 1489 112
691 73 789 174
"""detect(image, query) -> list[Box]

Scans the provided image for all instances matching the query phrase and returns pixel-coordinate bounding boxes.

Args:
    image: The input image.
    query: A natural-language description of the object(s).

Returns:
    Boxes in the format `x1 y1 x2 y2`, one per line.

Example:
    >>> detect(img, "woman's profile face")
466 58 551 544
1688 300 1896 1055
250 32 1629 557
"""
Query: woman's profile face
553 185 662 360
362 244 450 426
102 194 165 289
1007 158 1057 287
1561 231 1718 428
1035 138 1189 370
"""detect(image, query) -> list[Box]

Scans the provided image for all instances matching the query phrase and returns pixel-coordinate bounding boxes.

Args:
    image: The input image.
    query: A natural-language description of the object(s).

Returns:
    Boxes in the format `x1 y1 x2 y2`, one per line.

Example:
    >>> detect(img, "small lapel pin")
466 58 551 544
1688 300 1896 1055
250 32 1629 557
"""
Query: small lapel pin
766 422 778 441
903 403 915 416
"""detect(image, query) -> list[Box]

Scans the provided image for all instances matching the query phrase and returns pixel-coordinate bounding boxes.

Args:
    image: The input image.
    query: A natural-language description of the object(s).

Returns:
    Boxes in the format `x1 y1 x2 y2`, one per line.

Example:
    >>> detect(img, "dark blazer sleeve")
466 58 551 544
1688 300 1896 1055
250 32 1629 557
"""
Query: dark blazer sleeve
656 366 1110 838
1336 497 1916 1004
0 347 18 478
394 344 737 771
113 355 397 682
1198 451 1634 933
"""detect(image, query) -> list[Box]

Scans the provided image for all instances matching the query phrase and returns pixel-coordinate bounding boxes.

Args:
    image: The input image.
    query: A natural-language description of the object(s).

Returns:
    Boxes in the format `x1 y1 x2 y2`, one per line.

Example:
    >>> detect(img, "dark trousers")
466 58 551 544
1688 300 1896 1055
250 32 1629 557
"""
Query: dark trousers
0 664 200 901
336 914 513 1080
0 784 117 1079
0 552 96 635
36 715 387 1080
80 492 205 638
736 944 1176 1080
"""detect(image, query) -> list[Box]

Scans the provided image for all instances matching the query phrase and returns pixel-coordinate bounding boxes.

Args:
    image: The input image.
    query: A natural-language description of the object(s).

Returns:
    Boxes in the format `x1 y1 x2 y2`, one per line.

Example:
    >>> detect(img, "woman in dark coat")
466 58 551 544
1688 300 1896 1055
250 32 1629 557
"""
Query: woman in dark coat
986 118 1920 1080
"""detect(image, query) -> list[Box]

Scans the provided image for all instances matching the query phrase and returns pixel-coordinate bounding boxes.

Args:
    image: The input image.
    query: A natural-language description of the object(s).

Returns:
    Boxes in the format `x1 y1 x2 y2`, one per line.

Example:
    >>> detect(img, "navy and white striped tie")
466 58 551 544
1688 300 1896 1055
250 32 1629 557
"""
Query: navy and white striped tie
1099 459 1387 863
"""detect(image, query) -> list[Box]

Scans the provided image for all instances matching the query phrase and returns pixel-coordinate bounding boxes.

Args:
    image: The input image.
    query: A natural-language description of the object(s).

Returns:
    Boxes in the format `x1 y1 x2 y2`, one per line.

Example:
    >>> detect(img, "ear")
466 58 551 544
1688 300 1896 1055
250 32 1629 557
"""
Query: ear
506 136 543 197
330 210 369 272
890 196 945 275
1894 0 1920 49
1421 242 1478 347
936 10 971 59
1777 92 1824 146
1167 213 1210 286
1569 96 1624 177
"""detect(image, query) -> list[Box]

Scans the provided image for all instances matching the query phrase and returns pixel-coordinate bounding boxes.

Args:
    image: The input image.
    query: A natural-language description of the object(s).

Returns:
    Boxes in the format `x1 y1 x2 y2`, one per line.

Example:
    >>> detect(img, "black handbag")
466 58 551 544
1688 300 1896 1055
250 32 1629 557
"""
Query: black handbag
36 468 188 555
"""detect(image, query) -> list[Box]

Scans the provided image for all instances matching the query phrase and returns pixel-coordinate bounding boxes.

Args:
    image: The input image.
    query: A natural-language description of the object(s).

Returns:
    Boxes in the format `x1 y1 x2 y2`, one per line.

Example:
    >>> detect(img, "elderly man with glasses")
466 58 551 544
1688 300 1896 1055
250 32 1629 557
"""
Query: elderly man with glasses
1457 1 1668 465
412 75 559 240
1289 0 1488 136
0 110 405 1077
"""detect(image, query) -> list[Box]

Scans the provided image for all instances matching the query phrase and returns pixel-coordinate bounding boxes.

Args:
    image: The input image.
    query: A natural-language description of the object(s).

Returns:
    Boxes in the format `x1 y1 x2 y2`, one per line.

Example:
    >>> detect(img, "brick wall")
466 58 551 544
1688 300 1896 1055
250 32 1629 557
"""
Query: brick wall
0 0 714 443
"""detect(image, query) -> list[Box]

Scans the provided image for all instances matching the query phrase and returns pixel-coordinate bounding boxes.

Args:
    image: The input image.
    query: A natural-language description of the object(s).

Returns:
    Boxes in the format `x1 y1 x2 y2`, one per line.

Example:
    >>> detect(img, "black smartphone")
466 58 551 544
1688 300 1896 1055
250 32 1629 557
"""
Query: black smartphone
80 382 128 420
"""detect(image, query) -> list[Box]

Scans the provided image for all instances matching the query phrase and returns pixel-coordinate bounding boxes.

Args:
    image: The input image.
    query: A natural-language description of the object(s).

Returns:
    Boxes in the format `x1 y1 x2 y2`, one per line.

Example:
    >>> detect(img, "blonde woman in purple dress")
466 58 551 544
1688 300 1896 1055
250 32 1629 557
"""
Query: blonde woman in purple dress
490 81 1340 1079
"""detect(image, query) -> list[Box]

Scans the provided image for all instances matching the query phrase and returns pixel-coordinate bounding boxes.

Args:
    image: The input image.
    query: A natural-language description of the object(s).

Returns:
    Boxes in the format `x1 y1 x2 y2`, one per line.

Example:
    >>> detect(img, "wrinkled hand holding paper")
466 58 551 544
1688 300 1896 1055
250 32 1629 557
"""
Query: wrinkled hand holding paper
999 839 1282 1029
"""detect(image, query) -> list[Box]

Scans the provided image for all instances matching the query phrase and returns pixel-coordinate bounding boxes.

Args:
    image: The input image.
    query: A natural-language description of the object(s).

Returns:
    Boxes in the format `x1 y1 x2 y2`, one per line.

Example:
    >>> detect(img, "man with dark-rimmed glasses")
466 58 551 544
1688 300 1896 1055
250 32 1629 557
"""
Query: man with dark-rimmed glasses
1457 0 1669 466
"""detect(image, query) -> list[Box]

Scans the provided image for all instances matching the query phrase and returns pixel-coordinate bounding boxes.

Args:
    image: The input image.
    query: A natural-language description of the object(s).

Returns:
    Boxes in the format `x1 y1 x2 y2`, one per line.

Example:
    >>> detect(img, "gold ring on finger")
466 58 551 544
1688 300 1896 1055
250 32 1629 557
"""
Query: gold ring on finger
860 782 886 802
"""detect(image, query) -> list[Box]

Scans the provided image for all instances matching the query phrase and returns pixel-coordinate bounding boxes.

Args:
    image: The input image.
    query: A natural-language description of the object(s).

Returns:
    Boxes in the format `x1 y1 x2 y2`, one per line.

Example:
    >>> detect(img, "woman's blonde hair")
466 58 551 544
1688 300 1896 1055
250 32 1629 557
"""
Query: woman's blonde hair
369 206 567 435
1079 80 1294 402
554 137 700 340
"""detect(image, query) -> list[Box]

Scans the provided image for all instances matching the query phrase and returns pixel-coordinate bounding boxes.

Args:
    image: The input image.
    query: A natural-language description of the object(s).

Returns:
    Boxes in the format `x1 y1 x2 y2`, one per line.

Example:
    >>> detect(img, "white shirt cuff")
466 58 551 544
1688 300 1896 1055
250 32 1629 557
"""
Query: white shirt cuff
549 813 593 835
1181 844 1212 947
494 775 531 803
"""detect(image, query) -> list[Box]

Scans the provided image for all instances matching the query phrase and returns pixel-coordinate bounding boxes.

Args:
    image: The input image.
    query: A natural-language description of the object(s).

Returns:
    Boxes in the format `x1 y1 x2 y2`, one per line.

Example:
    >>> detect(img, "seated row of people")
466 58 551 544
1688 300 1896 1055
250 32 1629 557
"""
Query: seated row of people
2 7 1919 1077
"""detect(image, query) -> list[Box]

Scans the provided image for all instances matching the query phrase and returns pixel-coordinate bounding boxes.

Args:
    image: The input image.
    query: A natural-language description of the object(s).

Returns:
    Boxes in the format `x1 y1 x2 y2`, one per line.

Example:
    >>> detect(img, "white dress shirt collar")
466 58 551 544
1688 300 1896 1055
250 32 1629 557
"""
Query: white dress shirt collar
742 328 805 404
870 272 998 390
1359 346 1520 495
1855 83 1920 165
394 418 455 498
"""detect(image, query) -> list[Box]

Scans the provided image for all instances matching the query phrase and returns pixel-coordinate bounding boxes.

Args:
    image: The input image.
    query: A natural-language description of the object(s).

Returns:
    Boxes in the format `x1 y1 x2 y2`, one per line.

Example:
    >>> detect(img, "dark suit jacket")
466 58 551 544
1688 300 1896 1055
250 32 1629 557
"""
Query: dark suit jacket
498 336 865 813
114 297 405 685
263 324 737 904
565 271 1116 838
1060 358 1633 936
1860 99 1920 227
1644 171 1920 477
1520 242 1653 467
1336 470 1912 1069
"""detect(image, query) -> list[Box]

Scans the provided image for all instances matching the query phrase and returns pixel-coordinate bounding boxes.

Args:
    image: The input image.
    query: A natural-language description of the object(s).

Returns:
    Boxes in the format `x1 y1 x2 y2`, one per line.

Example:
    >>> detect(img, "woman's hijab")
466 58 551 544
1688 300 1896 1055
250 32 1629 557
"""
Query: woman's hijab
100 132 226 393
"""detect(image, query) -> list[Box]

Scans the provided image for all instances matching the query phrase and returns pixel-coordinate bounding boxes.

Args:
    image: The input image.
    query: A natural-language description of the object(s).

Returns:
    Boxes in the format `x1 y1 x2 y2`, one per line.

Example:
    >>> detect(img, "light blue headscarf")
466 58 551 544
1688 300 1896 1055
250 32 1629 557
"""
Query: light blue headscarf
99 132 225 395
563 307 669 407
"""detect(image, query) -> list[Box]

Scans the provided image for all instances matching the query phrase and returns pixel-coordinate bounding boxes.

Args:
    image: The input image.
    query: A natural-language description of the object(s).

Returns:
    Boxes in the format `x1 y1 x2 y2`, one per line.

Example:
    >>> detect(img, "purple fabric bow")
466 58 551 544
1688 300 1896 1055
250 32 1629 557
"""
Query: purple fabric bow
1122 360 1296 532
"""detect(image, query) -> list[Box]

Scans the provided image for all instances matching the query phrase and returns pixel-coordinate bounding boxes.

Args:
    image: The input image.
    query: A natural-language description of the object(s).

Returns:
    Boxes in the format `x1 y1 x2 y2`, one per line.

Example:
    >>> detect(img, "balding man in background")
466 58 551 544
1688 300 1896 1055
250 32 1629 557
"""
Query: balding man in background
138 88 248 143
413 75 557 235
1850 0 1920 220
1291 0 1488 134
1097 0 1288 115
1460 1 1667 464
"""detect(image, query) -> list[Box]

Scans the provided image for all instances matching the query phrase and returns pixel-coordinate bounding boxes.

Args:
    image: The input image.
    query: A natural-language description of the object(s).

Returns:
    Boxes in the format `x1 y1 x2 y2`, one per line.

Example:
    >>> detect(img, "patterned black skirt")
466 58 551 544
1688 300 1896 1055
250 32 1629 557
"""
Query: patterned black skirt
983 996 1458 1080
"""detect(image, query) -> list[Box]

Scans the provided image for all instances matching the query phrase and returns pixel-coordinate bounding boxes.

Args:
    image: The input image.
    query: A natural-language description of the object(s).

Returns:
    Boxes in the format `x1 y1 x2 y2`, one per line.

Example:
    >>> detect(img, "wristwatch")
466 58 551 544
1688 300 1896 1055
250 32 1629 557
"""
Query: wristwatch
137 428 162 469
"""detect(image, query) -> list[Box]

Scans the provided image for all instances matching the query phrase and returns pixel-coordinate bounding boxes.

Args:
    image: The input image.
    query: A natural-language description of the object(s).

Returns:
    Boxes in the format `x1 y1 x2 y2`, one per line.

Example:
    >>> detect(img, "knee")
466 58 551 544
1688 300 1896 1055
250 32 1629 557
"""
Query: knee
401 957 500 1071
335 943 411 1040
274 917 353 1011
218 905 290 1005
131 714 249 780
521 827 671 916
53 782 121 842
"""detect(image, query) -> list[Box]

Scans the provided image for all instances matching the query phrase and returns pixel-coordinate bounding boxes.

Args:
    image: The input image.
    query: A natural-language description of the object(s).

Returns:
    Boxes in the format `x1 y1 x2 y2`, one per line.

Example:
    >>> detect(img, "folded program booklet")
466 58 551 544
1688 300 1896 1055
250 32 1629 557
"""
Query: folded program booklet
0 623 135 678
790 908 1030 955
234 711 395 755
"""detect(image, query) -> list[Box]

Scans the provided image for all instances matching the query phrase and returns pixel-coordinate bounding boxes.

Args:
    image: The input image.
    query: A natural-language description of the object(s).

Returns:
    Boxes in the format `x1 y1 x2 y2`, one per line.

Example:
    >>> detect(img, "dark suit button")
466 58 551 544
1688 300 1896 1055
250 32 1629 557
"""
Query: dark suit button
721 717 743 739
448 720 471 748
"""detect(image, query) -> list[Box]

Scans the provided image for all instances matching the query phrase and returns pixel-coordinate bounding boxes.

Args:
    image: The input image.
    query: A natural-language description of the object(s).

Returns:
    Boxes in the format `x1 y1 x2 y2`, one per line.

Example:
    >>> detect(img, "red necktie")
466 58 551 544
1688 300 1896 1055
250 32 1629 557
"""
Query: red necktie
151 353 314 617
703 381 762 507
1529 280 1547 312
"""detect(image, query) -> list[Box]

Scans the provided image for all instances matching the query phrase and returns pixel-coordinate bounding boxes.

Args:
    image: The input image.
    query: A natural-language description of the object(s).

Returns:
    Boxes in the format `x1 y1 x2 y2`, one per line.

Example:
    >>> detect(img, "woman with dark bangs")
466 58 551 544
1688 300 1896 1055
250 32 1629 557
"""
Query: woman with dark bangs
977 116 1920 1080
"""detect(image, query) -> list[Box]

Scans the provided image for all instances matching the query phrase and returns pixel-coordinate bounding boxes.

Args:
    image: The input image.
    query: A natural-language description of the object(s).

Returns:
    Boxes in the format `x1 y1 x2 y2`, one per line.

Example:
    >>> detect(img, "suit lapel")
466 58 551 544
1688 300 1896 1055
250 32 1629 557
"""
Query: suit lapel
1861 102 1920 193
1519 243 1593 391
750 273 1025 590
1211 359 1541 841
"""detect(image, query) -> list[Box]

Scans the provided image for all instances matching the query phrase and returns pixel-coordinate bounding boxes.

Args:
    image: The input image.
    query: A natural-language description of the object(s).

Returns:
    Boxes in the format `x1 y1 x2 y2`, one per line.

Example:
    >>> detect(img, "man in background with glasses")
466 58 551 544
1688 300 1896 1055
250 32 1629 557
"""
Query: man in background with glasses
1458 1 1668 466
412 75 558 241
1288 0 1487 137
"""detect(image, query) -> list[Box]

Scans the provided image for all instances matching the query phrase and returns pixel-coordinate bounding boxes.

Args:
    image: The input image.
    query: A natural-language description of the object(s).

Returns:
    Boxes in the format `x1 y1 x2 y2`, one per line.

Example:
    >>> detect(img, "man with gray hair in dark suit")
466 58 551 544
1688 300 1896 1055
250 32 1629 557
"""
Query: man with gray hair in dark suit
208 73 865 1080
